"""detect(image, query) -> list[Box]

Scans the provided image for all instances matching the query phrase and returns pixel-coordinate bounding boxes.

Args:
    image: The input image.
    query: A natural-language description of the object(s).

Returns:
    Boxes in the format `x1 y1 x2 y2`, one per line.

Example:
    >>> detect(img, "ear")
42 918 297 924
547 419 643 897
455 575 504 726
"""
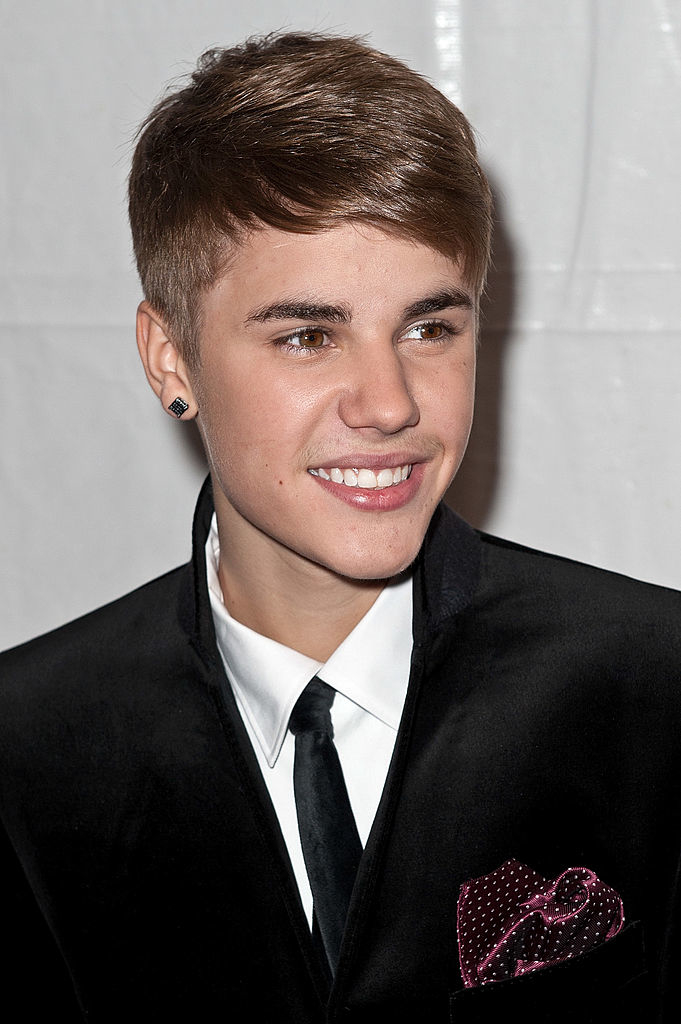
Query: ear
136 301 198 419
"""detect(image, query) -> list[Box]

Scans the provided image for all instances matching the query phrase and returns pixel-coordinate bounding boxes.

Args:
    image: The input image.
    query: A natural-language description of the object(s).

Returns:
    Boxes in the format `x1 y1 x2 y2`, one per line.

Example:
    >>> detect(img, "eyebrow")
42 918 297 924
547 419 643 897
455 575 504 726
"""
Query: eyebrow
245 300 352 324
244 287 474 326
401 288 474 320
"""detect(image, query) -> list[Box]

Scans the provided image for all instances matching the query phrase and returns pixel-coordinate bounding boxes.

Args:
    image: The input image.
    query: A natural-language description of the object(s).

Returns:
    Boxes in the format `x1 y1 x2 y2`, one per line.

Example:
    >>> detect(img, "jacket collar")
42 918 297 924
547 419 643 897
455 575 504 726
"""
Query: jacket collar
412 501 482 644
178 475 221 669
181 476 482 662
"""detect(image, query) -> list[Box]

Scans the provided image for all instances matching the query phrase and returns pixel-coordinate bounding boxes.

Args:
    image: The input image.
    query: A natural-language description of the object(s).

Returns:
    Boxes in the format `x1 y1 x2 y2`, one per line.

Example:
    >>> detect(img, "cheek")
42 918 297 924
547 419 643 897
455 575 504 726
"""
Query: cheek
195 369 313 479
419 362 475 439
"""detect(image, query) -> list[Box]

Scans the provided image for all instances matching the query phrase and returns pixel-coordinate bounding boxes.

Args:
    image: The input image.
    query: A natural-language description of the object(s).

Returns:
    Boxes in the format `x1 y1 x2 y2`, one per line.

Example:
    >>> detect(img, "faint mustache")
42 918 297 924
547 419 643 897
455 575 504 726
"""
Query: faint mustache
299 435 444 467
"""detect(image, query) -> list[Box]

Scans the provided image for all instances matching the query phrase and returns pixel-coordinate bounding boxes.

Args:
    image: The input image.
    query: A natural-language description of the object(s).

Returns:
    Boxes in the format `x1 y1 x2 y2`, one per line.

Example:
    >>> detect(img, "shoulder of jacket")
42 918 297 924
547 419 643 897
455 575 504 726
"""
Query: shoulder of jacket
0 561 191 685
474 530 681 651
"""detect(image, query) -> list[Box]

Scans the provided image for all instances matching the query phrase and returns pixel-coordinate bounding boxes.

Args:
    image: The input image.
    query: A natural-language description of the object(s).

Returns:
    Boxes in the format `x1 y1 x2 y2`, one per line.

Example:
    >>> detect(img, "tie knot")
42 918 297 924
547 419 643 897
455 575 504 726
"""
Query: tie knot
289 677 335 737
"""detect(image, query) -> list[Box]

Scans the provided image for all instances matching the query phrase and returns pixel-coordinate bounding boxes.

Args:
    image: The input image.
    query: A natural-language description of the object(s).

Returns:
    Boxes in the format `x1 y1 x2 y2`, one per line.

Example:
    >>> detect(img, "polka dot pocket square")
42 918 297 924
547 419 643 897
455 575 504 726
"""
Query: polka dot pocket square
457 859 624 988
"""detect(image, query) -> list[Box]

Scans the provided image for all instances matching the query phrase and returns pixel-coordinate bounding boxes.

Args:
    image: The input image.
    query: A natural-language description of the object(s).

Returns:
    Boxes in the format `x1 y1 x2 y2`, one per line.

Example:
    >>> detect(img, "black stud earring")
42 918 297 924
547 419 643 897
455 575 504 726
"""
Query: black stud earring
168 397 189 418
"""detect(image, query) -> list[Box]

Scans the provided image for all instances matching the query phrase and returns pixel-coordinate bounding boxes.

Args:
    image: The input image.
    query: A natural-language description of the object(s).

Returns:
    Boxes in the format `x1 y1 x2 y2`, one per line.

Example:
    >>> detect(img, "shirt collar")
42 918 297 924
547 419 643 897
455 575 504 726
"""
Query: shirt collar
206 514 412 767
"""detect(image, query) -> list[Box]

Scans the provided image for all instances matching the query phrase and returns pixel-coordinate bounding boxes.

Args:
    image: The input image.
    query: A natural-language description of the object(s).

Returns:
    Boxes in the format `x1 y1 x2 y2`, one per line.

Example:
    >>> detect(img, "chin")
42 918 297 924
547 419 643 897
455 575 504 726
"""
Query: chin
320 539 424 583
313 508 440 582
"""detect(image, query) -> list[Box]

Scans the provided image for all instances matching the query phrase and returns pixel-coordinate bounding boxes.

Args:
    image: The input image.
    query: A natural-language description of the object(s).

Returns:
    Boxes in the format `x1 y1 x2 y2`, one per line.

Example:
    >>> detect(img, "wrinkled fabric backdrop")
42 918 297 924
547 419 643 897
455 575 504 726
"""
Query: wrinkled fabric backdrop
2 0 680 649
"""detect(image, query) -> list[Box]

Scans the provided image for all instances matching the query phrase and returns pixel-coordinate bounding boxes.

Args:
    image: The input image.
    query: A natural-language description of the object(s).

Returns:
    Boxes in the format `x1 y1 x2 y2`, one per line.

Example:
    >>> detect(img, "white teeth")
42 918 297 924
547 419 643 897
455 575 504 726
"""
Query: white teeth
357 468 377 488
309 463 413 490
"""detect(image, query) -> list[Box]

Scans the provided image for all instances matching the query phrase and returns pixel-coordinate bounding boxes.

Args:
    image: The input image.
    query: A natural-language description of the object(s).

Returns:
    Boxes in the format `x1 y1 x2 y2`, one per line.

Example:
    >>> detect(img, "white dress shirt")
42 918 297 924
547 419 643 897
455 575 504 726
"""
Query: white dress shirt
206 515 413 923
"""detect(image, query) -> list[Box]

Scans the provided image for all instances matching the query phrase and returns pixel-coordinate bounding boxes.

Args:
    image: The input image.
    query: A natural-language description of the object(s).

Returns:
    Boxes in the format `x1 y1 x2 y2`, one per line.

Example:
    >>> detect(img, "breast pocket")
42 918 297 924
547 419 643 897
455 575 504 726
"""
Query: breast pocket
448 921 648 1023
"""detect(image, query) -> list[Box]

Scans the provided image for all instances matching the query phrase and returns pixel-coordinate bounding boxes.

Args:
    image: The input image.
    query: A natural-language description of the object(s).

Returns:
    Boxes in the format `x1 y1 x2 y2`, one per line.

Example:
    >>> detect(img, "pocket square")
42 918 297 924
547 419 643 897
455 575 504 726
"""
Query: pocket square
457 859 624 988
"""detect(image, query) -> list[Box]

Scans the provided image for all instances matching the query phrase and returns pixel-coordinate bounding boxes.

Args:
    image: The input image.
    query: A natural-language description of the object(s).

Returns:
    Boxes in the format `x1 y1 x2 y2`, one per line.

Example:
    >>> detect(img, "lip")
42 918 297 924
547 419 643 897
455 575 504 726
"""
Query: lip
309 451 425 472
308 460 426 511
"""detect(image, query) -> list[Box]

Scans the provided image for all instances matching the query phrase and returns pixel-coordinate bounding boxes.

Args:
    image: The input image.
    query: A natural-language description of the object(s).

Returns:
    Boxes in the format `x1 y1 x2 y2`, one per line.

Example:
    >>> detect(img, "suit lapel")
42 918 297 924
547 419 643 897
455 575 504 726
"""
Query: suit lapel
329 506 482 1010
180 478 330 1007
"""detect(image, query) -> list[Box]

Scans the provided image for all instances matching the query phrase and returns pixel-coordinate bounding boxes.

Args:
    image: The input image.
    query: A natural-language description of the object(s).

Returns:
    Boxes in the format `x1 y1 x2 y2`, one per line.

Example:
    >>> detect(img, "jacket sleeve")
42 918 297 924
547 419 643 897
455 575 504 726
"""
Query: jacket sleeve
1 824 83 1019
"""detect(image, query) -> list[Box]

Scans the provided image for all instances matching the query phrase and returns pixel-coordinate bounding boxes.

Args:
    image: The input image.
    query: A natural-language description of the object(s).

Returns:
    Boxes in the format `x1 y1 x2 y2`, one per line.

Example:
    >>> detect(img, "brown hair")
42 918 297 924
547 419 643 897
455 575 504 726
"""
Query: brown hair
129 32 493 367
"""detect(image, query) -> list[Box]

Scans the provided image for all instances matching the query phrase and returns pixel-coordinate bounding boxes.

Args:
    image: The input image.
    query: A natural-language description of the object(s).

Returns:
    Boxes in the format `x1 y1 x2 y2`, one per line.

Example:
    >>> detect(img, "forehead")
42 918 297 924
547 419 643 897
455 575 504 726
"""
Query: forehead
204 222 473 324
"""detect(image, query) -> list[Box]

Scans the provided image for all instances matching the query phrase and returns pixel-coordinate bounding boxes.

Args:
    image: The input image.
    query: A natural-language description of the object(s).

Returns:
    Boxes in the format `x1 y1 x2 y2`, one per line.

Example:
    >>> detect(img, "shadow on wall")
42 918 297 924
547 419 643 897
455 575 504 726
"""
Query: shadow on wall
445 182 516 530
177 185 516 531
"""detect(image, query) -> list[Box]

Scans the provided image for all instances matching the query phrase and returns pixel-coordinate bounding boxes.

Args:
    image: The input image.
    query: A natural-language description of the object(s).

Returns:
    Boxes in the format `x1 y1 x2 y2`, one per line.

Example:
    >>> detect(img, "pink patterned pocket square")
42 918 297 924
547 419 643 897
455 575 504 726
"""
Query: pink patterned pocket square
457 859 624 988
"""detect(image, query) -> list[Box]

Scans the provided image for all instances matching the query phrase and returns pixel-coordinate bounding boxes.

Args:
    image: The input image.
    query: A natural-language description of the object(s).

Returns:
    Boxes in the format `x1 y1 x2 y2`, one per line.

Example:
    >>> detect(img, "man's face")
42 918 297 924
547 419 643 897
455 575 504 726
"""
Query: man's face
191 222 476 584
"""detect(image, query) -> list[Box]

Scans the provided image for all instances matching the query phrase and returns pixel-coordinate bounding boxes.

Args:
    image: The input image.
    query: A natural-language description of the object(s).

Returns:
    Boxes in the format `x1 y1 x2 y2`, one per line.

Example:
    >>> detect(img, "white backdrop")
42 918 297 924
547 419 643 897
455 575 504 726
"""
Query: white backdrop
2 0 680 650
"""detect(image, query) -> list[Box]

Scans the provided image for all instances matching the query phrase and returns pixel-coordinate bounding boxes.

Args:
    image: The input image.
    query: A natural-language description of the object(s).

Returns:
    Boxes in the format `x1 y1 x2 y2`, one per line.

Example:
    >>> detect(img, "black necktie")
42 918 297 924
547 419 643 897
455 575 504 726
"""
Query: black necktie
289 677 363 975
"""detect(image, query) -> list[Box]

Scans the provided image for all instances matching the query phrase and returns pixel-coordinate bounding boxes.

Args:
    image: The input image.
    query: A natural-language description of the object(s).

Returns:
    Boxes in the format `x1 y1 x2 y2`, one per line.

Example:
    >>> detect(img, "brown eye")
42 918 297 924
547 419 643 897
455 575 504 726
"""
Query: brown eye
419 323 443 340
299 329 325 348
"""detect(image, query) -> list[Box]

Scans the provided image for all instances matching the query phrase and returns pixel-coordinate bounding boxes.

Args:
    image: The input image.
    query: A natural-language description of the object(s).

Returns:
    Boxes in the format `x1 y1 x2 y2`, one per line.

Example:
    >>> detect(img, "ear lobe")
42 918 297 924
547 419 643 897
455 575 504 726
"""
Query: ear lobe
136 301 198 419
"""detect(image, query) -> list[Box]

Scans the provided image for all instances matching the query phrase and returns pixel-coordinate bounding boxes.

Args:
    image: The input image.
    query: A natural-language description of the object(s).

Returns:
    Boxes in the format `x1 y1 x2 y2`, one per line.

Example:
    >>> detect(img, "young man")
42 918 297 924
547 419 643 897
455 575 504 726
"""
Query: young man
1 32 679 1023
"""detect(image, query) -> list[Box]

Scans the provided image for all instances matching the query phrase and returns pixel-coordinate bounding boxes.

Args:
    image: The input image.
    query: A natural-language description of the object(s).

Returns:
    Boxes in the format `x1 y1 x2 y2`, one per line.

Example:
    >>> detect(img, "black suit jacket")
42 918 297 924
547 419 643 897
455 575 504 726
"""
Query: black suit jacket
1 479 680 1022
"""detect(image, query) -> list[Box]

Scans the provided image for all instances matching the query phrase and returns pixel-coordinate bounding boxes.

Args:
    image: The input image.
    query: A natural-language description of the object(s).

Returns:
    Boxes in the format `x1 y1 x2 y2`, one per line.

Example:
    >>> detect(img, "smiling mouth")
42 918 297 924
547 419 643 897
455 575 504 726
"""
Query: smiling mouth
308 464 413 489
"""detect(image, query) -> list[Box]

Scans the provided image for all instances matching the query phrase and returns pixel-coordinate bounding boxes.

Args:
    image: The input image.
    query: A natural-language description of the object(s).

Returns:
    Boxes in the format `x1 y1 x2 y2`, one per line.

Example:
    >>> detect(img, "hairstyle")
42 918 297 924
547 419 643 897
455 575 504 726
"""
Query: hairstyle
129 32 493 367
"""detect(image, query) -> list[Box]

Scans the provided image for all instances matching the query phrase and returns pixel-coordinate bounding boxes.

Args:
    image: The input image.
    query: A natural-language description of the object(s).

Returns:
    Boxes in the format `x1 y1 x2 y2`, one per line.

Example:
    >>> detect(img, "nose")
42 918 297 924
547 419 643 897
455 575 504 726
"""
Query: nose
337 342 420 434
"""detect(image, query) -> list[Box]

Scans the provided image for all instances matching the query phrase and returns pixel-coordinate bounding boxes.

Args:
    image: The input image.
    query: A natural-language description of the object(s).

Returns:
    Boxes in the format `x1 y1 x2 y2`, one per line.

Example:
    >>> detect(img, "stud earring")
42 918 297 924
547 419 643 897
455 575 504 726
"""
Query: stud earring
168 397 189 418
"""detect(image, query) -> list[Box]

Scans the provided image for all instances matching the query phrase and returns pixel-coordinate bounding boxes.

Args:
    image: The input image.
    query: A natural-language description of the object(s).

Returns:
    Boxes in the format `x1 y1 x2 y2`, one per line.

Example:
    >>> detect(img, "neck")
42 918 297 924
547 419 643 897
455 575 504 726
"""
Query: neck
215 528 386 664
